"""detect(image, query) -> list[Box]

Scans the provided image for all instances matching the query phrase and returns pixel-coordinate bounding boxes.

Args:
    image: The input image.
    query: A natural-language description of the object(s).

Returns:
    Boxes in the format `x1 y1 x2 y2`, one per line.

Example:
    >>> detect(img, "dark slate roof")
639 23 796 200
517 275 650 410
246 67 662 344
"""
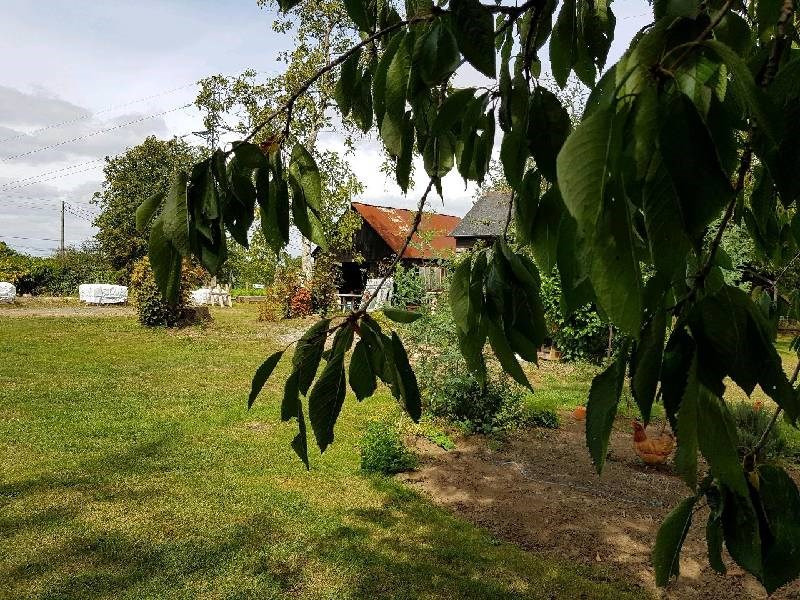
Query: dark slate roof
449 191 512 238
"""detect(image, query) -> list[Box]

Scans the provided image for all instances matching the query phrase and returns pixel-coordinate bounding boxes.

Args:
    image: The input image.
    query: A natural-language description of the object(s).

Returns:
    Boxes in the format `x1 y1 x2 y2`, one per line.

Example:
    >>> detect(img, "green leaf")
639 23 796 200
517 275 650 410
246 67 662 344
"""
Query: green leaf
514 169 541 247
658 93 733 241
281 370 300 422
449 0 495 78
414 20 460 86
450 256 472 334
292 319 331 395
721 488 763 580
549 0 576 88
381 32 413 157
344 0 372 31
432 87 476 135
335 49 362 117
697 392 748 498
277 0 302 10
423 132 456 178
500 129 528 191
661 326 696 429
248 350 284 409
688 285 799 423
487 320 532 391
653 495 697 587
291 183 328 250
557 105 614 236
289 144 321 212
396 111 415 193
383 308 422 323
349 339 377 401
148 219 182 304
701 40 779 146
706 487 727 574
530 185 564 273
585 349 627 473
758 464 800 593
161 171 190 256
674 353 700 490
291 401 309 470
136 191 165 232
631 308 665 424
390 332 421 421
231 141 268 170
527 87 572 181
373 32 405 128
351 69 374 133
307 351 347 452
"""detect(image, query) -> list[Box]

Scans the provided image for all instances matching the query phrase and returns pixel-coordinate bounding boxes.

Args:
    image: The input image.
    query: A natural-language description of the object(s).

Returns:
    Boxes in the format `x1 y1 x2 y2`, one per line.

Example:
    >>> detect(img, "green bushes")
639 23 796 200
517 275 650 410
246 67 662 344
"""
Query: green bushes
0 242 119 296
130 257 205 327
360 420 417 474
539 269 612 363
730 402 788 460
392 263 425 307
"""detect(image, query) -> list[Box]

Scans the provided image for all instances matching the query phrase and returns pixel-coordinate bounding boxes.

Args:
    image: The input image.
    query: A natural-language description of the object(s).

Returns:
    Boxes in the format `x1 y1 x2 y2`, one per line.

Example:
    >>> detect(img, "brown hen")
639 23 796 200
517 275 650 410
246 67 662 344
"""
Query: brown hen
632 421 674 465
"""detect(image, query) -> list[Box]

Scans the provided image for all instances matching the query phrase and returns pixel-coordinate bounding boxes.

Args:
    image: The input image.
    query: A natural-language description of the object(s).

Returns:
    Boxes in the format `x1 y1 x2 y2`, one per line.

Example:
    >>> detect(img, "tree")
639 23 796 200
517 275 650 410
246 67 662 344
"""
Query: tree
93 136 203 277
195 0 361 280
140 0 800 592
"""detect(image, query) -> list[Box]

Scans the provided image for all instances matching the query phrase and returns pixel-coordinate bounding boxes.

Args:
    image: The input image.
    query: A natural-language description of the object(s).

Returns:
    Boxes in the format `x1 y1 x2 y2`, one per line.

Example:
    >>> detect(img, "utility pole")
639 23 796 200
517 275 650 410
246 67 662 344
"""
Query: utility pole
60 200 65 255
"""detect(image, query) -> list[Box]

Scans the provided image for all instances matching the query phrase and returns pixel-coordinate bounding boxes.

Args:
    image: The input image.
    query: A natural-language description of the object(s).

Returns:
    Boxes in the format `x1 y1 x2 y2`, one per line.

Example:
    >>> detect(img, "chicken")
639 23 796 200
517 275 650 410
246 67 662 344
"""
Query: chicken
753 398 764 412
572 406 587 420
632 421 674 465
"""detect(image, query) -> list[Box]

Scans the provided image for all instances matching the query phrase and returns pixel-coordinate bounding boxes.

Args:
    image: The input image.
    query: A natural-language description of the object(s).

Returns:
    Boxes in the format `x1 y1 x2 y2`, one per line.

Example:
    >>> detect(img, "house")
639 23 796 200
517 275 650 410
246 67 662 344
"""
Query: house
449 191 512 250
319 202 461 303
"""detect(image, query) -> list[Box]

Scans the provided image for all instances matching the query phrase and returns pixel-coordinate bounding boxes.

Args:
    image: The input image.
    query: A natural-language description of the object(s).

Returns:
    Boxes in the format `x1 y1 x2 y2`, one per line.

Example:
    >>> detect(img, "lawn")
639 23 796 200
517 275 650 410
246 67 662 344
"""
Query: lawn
0 305 643 600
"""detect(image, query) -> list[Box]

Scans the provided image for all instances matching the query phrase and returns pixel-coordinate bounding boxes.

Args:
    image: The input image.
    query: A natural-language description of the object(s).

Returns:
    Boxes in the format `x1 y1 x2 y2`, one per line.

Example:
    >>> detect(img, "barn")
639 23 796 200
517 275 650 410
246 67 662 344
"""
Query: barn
319 202 461 308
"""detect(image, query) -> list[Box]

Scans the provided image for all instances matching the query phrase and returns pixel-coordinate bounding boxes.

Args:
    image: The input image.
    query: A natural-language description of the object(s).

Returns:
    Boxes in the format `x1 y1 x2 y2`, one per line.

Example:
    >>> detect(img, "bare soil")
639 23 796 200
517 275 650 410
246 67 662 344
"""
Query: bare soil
399 417 800 600
0 298 135 318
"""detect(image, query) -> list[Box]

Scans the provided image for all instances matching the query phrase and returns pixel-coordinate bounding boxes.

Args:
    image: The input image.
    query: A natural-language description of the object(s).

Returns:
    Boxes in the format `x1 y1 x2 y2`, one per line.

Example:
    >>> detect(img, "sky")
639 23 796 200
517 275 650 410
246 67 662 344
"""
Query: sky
0 0 651 256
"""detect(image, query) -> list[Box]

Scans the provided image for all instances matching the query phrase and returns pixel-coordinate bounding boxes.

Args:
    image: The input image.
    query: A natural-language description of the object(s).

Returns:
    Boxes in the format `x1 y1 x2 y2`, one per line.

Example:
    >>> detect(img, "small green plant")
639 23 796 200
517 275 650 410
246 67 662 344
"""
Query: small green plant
360 420 417 474
392 263 425 307
417 420 456 450
527 408 560 429
730 402 788 460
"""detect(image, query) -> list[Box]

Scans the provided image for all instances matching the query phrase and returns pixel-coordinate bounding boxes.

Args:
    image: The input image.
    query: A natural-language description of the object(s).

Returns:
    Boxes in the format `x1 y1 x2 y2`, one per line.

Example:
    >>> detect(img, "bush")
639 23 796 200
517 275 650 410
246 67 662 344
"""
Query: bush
528 408 560 429
310 252 341 315
539 268 612 363
258 262 301 322
392 263 425 307
130 257 204 327
289 287 312 318
360 420 417 474
730 402 788 460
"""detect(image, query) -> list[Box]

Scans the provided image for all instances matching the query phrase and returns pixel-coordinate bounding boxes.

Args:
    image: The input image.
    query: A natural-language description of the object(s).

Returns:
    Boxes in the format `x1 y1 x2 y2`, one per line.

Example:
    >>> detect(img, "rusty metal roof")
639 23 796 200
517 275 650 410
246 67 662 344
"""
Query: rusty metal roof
352 202 461 259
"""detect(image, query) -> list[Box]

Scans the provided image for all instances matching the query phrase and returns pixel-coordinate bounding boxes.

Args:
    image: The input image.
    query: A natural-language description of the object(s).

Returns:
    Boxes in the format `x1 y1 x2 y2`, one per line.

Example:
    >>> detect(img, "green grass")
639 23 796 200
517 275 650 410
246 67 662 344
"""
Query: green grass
0 306 644 600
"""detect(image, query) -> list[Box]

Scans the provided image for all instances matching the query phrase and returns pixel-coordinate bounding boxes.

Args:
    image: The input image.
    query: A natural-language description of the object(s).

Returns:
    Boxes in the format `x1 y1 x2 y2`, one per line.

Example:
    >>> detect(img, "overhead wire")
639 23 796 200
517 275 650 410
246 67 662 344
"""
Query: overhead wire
2 103 192 162
0 81 198 144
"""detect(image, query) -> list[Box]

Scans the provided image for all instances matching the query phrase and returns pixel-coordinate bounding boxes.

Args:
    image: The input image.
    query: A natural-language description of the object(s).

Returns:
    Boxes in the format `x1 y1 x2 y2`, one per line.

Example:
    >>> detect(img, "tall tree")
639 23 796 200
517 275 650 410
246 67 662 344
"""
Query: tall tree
93 136 203 276
141 0 800 592
195 0 360 279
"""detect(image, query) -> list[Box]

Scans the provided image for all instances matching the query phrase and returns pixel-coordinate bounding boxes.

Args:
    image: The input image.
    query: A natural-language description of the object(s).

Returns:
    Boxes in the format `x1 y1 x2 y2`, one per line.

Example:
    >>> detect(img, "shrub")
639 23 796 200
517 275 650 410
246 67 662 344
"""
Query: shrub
130 257 204 327
527 408 560 429
539 268 612 363
310 252 341 315
730 402 788 460
258 262 301 321
289 287 313 318
392 263 425 307
360 420 417 474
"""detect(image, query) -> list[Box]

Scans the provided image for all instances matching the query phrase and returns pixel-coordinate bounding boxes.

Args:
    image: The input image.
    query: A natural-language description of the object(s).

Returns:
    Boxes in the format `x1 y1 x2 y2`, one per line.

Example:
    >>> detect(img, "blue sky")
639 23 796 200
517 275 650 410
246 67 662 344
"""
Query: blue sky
0 0 651 256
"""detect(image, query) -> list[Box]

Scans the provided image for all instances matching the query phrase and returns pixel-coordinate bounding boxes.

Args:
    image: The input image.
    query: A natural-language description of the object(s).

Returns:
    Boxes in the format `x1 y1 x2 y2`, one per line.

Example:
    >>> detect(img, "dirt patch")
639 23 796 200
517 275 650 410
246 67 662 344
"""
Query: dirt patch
399 417 800 599
0 303 135 318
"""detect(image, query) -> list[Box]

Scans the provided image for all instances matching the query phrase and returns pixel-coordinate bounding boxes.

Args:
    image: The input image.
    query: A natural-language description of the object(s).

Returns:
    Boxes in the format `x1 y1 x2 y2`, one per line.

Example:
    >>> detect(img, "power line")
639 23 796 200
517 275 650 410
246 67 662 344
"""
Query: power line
0 81 199 144
0 165 105 192
0 234 61 242
0 159 106 189
2 104 192 162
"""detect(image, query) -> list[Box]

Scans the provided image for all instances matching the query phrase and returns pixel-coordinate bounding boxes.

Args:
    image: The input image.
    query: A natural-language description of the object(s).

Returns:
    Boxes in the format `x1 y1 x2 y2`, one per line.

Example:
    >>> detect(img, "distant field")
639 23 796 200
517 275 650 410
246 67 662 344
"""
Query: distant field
0 305 643 600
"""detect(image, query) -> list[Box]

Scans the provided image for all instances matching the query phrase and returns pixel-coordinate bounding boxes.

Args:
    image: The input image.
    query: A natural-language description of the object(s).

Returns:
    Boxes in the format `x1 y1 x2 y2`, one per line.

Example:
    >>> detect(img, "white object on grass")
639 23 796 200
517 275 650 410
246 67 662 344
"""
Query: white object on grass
0 282 16 303
79 284 128 304
361 277 393 311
